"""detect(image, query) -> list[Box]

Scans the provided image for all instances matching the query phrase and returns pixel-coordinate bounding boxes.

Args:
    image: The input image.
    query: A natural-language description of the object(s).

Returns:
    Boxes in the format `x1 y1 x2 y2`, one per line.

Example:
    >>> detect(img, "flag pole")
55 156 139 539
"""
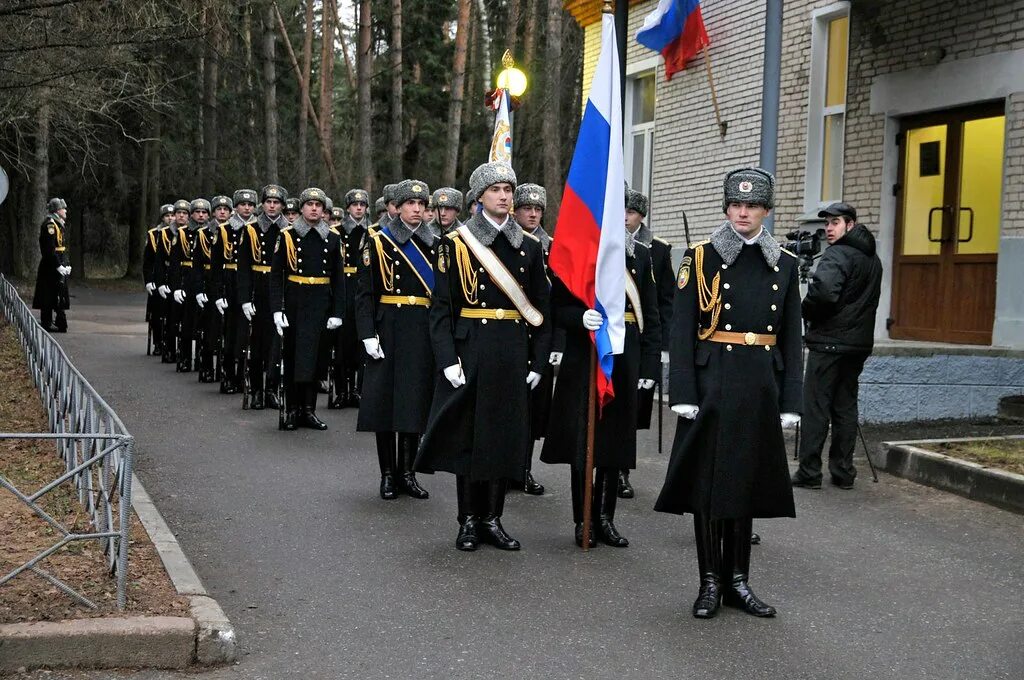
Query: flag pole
582 345 597 551
701 44 727 138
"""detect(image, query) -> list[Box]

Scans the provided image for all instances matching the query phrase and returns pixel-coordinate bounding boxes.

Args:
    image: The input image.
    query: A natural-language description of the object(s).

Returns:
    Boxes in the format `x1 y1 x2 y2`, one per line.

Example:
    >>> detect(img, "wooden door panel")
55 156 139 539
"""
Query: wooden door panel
891 261 943 338
945 261 997 338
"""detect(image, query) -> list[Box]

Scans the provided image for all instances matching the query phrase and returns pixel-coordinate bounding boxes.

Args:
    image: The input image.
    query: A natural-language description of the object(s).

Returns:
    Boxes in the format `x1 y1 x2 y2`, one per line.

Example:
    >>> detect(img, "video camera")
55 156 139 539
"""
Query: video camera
783 227 825 283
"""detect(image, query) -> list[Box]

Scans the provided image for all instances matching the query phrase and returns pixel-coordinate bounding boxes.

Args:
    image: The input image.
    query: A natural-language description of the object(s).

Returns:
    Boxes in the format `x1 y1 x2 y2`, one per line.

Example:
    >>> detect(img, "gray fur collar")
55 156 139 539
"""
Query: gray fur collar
388 218 438 249
342 214 366 235
255 212 285 233
524 224 551 253
441 218 463 234
465 211 524 248
187 219 205 232
709 221 781 267
229 213 257 231
291 216 330 240
48 213 65 227
634 222 653 247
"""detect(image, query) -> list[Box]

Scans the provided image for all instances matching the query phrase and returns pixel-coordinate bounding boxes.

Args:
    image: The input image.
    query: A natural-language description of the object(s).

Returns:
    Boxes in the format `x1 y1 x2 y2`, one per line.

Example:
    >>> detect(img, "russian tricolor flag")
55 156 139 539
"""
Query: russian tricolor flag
636 0 710 81
550 11 625 408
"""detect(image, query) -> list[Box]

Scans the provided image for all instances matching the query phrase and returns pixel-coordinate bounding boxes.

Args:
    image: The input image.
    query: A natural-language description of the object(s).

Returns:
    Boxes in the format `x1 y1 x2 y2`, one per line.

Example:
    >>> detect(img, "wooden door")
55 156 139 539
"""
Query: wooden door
890 103 1003 344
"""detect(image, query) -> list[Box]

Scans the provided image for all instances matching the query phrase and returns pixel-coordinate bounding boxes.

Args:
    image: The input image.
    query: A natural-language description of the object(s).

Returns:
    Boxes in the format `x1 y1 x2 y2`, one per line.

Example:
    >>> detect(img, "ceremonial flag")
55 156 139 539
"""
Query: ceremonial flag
488 89 513 164
636 0 710 81
549 11 625 407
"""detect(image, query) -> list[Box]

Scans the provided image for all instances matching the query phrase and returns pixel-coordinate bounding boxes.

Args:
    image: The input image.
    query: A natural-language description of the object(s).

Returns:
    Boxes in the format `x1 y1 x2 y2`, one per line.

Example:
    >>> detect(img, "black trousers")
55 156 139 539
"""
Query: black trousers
796 350 869 485
40 308 67 331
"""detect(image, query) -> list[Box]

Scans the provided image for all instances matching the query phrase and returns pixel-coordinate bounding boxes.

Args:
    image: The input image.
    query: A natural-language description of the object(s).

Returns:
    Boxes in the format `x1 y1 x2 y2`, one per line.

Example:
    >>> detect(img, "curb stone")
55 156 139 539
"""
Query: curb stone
0 475 238 672
880 436 1024 514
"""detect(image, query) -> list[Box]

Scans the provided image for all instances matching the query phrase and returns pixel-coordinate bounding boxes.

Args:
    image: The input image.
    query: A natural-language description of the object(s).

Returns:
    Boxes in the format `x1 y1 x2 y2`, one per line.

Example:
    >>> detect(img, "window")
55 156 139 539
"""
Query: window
625 71 656 202
804 3 850 210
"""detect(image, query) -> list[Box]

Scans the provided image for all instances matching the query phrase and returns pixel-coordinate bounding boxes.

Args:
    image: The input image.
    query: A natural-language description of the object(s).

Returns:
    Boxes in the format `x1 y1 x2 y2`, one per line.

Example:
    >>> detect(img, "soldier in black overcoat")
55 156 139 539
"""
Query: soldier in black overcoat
326 189 370 409
512 182 556 496
193 200 224 383
432 187 464 235
269 187 345 431
32 198 71 332
207 195 240 393
624 188 676 498
655 168 803 619
143 204 174 353
415 162 551 552
154 200 189 362
355 179 436 501
236 188 287 410
169 199 211 373
540 205 662 549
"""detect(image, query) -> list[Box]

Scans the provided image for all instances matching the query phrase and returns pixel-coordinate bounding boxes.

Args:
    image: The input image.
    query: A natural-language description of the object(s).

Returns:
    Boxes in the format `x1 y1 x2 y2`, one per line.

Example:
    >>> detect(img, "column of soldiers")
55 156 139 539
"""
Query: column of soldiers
138 164 801 619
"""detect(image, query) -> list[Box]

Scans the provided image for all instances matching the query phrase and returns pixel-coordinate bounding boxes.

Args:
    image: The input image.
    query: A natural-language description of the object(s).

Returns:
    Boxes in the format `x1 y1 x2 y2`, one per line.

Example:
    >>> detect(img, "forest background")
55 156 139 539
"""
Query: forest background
0 0 583 279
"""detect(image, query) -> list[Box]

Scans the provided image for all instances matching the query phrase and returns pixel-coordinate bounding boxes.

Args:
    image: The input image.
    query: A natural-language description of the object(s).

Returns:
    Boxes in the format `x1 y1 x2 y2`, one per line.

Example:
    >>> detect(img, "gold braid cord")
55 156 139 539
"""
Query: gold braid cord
695 244 722 340
54 223 64 249
198 230 212 259
180 229 193 258
247 225 262 262
220 225 233 261
282 229 298 272
162 229 173 254
372 233 396 291
452 236 478 304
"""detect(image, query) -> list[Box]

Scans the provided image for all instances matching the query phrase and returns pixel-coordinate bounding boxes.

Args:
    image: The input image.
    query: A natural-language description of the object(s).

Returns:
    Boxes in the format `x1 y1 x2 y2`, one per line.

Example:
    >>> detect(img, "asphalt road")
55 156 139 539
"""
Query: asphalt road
22 286 1024 679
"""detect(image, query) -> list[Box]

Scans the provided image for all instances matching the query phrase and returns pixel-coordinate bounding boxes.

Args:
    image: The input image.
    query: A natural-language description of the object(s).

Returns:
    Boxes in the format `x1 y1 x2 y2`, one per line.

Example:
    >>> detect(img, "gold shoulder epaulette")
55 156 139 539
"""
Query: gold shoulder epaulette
282 225 293 232
522 231 540 243
445 231 460 241
780 247 797 258
689 239 710 250
329 226 340 235
635 240 651 250
654 236 672 247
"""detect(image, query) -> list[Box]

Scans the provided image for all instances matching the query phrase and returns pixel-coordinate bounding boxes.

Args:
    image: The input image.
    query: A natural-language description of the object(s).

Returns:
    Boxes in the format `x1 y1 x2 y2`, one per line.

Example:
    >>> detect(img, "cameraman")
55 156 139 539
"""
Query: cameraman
792 202 882 490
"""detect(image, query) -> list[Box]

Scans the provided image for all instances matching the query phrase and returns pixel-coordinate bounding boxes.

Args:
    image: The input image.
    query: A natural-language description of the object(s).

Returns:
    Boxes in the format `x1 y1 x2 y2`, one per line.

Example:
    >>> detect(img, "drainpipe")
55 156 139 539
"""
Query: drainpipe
760 0 783 232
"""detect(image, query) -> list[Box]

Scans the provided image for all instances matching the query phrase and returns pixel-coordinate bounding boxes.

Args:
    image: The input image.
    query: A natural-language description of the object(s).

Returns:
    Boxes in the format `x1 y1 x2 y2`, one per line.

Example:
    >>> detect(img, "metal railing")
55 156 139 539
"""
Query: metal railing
0 274 134 610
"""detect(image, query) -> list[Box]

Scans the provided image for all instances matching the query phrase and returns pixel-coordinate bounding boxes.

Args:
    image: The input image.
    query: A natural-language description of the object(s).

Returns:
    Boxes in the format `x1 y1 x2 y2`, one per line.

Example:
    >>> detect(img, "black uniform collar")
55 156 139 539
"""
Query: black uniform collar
710 221 782 268
465 211 523 248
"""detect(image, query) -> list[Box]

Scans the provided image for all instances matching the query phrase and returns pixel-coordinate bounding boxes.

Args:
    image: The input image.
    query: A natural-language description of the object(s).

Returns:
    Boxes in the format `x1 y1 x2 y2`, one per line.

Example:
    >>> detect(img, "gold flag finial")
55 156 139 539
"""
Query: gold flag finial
602 0 614 14
501 49 515 69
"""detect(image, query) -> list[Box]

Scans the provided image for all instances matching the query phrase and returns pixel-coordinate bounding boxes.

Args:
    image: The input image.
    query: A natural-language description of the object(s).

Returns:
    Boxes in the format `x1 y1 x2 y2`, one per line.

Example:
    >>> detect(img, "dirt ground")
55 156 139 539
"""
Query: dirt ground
0 318 188 624
918 437 1024 475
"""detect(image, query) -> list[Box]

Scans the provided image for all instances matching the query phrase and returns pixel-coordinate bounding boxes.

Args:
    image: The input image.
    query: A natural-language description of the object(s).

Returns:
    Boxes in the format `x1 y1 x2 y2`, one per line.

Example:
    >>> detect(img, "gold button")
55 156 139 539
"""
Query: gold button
725 324 732 330
724 303 732 310
481 319 488 325
408 295 416 304
520 267 525 272
726 345 733 351
395 273 401 279
631 269 636 274
481 302 487 307
772 284 779 290
480 284 486 290
767 325 773 332
479 267 485 273
744 332 757 346
495 309 506 320
722 264 728 270
724 283 731 289
396 289 402 293
765 345 771 351
520 251 525 256
771 304 777 311
773 266 780 272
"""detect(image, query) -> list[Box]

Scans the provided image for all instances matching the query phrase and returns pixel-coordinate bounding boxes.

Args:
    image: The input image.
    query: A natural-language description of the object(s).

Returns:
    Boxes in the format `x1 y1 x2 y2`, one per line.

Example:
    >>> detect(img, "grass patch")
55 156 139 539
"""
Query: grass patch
924 438 1024 476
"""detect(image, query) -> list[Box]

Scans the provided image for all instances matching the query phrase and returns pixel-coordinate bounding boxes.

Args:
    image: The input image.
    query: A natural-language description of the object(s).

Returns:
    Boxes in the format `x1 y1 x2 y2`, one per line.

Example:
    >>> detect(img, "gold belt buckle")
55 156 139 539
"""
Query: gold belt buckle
407 295 416 305
495 308 506 320
744 332 757 346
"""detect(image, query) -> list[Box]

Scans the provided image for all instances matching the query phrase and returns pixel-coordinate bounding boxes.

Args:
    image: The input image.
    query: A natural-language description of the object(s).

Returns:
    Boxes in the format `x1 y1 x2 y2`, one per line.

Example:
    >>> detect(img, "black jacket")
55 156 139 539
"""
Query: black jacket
802 224 883 354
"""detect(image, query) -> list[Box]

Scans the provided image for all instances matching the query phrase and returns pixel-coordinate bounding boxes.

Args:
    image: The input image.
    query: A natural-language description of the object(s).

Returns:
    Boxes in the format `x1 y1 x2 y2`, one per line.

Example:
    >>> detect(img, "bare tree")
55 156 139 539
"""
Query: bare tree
542 0 563 223
203 13 220 193
390 0 404 179
319 0 335 186
298 0 313 181
507 0 520 56
24 98 51 277
241 3 260 181
331 0 356 92
262 4 279 182
357 0 373 191
442 0 471 186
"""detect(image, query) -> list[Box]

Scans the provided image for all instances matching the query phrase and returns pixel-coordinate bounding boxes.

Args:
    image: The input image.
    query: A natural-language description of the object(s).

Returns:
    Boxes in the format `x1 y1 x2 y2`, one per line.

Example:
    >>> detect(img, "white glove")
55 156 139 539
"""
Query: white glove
526 371 542 389
780 413 802 429
582 309 603 331
173 289 185 304
661 351 670 364
145 282 156 294
549 352 562 366
215 298 228 315
363 337 385 360
672 404 699 419
158 285 170 298
444 363 466 388
57 265 71 276
638 379 655 390
196 293 208 308
64 265 71 276
326 317 342 330
242 302 255 321
273 311 289 336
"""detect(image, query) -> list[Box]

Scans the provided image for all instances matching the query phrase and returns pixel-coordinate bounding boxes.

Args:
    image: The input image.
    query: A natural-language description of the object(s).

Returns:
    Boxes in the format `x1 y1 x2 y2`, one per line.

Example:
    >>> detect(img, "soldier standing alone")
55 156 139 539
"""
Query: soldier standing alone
33 197 71 333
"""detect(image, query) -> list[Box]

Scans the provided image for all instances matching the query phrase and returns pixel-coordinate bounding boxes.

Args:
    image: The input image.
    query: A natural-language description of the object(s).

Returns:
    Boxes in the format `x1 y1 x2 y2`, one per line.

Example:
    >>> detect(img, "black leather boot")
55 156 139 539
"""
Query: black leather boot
523 466 544 495
265 388 280 410
455 476 479 551
480 480 520 550
594 468 628 547
692 514 722 618
397 434 429 499
281 408 297 430
346 371 361 407
722 518 776 617
570 468 596 548
298 384 328 430
376 433 398 500
617 470 635 498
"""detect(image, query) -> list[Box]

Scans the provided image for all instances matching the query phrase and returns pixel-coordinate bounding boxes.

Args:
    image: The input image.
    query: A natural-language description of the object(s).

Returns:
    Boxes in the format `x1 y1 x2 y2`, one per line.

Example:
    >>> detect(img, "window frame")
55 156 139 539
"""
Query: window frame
624 56 660 208
804 2 851 211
